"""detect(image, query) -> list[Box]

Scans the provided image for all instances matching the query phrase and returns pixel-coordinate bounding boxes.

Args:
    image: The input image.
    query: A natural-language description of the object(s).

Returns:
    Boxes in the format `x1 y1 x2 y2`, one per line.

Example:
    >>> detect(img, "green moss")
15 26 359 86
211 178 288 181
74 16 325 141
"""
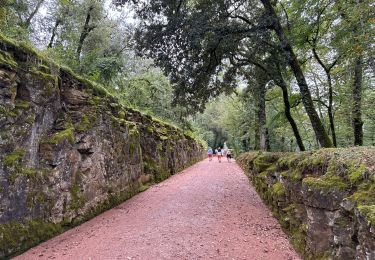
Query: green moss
0 220 63 258
272 182 286 197
118 110 125 119
146 125 153 133
76 114 96 133
0 50 18 68
348 164 366 184
281 169 302 181
130 142 139 155
30 68 57 82
3 149 25 167
110 102 121 110
297 153 327 173
27 191 47 209
252 153 281 173
349 182 375 205
87 96 102 106
303 175 348 191
138 184 150 192
0 104 18 118
70 184 85 212
18 41 42 58
277 152 310 170
15 100 30 110
44 128 75 145
154 168 171 183
160 135 169 141
37 64 51 74
358 205 375 227
25 114 35 124
8 167 38 183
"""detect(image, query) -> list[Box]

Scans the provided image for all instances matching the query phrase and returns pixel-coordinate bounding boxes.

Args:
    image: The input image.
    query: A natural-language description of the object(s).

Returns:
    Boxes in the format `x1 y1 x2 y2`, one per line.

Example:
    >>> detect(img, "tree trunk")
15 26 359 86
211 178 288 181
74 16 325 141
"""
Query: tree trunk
327 74 337 146
353 55 363 146
312 48 338 146
261 0 333 148
23 0 44 28
278 78 306 151
76 5 95 61
258 82 268 151
47 19 61 48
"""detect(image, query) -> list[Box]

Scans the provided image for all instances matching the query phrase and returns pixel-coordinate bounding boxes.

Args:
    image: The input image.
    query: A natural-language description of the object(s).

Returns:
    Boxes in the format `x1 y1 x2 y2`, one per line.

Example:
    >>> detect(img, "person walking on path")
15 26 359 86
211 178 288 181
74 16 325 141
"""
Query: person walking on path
223 142 228 157
207 147 213 161
226 149 232 162
217 147 222 163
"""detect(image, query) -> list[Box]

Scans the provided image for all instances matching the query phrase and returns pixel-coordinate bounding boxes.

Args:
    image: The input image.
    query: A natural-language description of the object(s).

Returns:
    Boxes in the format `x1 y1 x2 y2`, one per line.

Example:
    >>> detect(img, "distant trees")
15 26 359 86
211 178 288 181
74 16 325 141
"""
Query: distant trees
1 0 373 151
119 0 374 150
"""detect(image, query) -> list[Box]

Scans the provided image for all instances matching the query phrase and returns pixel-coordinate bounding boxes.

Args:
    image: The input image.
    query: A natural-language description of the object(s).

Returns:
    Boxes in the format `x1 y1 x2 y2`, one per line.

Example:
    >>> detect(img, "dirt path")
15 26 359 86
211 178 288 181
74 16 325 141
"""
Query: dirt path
15 158 300 260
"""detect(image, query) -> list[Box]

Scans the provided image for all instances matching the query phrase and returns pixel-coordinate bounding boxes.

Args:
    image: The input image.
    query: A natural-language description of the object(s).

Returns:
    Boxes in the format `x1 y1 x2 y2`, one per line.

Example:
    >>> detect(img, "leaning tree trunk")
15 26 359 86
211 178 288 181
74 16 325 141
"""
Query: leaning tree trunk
47 19 61 48
76 5 95 61
353 55 364 146
277 76 306 151
261 0 333 148
23 0 45 28
312 48 338 147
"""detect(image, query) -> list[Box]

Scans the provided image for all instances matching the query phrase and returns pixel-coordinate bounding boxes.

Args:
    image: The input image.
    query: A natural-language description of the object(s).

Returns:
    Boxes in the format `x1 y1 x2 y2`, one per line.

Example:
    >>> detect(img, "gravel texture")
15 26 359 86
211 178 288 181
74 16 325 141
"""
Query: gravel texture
15 158 300 260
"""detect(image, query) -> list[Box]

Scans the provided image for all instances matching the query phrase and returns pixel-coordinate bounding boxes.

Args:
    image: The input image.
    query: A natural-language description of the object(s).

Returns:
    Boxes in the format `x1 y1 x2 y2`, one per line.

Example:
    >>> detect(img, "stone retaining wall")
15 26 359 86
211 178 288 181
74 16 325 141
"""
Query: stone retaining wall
238 148 375 259
0 36 205 258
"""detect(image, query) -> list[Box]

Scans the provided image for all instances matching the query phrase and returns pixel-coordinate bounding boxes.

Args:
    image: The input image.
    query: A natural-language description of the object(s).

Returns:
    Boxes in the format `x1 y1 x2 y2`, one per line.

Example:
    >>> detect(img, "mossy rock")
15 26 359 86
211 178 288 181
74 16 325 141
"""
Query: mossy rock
0 104 18 118
8 167 37 183
348 182 375 206
70 184 85 212
15 100 30 110
3 149 25 167
42 128 75 145
357 205 375 227
302 175 348 191
0 220 63 258
281 169 302 181
75 114 97 133
272 182 286 197
0 49 18 69
348 164 366 185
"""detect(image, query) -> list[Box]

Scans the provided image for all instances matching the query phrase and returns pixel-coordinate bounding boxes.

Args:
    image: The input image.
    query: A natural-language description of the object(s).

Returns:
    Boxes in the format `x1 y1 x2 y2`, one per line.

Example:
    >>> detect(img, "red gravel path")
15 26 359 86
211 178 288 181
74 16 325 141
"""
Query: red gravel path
15 159 300 260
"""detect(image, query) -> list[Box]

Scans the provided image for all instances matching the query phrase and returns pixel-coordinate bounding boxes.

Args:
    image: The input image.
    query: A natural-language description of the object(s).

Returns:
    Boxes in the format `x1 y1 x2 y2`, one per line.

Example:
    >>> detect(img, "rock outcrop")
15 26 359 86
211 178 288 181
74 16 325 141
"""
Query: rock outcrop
238 148 375 260
0 36 205 258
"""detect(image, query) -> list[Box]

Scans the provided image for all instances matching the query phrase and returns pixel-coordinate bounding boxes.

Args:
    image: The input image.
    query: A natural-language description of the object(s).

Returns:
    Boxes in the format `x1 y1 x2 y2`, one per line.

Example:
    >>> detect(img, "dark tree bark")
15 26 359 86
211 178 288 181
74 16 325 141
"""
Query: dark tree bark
275 73 306 151
311 48 339 147
241 56 306 151
251 67 269 151
76 5 96 61
23 0 44 28
353 55 364 146
258 82 268 151
261 0 333 148
47 19 61 48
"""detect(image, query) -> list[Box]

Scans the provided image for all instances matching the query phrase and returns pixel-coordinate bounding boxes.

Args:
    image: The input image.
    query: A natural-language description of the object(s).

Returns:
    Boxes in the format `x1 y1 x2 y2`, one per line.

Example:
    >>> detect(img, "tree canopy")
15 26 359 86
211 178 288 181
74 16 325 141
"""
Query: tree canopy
1 0 374 152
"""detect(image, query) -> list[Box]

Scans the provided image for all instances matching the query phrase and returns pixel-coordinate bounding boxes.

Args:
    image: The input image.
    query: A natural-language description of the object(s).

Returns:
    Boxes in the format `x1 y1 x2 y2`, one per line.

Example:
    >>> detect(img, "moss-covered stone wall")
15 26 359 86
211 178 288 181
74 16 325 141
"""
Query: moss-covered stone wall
0 36 205 258
237 148 375 260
